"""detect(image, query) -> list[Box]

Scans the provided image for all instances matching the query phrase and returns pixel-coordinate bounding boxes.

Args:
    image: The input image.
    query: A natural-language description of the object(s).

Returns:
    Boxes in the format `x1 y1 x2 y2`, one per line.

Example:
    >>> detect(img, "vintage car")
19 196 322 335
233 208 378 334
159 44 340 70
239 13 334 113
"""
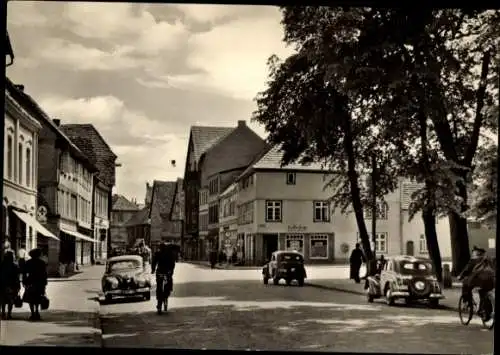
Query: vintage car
102 255 151 302
366 255 444 307
262 250 307 286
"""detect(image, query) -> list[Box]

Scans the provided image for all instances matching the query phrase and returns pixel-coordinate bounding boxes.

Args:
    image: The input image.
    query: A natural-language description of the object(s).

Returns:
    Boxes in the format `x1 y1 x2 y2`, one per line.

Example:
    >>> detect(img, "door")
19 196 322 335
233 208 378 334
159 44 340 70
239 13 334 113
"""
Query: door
406 241 414 256
263 234 278 262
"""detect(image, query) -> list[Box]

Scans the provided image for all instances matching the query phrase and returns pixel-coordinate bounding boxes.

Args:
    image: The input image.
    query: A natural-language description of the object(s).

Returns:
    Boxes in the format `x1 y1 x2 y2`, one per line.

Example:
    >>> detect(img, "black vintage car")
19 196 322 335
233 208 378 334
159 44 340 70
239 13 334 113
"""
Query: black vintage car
262 251 307 286
102 255 151 302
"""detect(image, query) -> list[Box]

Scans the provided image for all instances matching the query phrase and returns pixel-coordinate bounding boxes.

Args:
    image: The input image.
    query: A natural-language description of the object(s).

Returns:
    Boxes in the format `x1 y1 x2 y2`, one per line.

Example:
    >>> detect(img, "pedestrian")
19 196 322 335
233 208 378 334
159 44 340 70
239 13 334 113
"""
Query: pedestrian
349 243 366 284
209 249 217 269
0 250 21 319
22 248 48 321
3 239 13 255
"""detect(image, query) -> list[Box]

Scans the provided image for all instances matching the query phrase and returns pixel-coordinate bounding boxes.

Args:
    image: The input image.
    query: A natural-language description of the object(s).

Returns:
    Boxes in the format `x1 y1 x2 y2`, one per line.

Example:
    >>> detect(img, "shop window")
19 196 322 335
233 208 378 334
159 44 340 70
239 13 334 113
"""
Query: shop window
310 235 328 259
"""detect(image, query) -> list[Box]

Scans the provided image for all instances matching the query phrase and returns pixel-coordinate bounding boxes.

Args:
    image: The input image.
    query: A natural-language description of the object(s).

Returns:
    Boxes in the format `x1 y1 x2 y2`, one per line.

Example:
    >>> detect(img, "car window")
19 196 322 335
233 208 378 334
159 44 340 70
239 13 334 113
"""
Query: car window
108 260 141 272
400 261 433 275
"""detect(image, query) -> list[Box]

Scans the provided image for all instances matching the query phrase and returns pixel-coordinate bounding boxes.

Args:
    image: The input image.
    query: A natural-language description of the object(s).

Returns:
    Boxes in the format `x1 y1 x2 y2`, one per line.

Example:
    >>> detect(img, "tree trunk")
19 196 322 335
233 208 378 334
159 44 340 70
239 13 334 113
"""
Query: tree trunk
422 206 443 283
339 98 374 266
448 210 471 276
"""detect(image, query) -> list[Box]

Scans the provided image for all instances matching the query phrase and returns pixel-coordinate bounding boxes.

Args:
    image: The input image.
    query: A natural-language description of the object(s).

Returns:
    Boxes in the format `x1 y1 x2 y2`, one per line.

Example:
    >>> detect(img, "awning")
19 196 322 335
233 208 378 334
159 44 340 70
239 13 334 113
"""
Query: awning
60 228 96 243
13 210 59 241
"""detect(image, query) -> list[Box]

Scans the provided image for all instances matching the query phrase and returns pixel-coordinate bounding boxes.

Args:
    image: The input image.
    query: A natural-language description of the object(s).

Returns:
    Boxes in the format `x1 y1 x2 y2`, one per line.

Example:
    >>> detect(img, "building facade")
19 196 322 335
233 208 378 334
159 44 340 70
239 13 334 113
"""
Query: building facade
184 121 267 261
219 182 239 261
60 124 117 264
3 79 58 258
235 145 453 266
149 180 182 252
110 195 139 250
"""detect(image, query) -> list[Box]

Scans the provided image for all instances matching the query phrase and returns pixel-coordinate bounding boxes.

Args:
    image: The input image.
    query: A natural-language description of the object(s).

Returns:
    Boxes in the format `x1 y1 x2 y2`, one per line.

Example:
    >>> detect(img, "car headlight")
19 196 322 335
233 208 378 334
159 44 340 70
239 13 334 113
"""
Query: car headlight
106 277 119 289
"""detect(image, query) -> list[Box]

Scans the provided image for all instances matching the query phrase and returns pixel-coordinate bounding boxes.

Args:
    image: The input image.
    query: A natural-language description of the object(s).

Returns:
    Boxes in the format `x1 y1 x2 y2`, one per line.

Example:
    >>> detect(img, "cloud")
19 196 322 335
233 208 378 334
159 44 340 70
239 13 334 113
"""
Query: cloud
7 2 48 27
38 94 188 199
178 4 278 24
162 9 295 101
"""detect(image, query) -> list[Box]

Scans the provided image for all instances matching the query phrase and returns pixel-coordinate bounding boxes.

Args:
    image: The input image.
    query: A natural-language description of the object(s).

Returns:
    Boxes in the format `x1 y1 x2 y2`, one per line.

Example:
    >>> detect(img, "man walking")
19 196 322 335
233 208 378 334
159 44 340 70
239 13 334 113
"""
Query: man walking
349 243 366 283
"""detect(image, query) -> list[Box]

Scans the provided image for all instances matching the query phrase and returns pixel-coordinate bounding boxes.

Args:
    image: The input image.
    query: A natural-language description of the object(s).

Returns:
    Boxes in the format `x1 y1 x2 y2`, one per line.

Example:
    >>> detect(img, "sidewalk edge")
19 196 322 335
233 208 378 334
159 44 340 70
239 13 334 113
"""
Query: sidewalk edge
306 282 458 312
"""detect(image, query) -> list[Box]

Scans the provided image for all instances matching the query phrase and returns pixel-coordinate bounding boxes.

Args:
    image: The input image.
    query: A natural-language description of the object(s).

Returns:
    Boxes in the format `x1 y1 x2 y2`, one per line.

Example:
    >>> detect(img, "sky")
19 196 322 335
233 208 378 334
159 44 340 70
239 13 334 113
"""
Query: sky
6 2 294 202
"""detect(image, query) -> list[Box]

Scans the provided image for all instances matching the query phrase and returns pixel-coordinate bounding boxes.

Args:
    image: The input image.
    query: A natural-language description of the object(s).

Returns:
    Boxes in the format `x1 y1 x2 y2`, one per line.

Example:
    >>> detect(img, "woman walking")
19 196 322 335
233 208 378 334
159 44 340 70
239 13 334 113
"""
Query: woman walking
0 250 21 319
23 248 48 321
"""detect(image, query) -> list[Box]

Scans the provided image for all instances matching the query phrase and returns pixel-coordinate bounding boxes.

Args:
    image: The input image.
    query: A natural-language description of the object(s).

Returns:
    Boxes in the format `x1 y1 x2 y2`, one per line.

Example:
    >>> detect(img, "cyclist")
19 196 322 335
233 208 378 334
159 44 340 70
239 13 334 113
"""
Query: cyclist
458 246 495 321
151 242 177 314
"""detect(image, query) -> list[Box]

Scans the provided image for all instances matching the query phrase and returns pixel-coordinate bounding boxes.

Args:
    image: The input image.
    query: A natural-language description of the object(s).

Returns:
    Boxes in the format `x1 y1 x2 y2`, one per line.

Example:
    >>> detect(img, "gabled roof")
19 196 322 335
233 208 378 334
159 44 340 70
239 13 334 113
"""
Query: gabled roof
60 124 117 187
112 195 139 211
149 180 177 221
125 207 151 227
237 144 328 180
190 126 234 163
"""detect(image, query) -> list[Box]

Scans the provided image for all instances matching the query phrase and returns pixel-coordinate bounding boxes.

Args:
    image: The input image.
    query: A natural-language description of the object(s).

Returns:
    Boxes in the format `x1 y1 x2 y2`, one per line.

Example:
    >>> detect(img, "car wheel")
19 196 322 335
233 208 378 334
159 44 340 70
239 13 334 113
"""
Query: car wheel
263 276 269 285
105 294 113 303
297 278 304 287
385 285 395 306
273 277 280 285
143 292 151 301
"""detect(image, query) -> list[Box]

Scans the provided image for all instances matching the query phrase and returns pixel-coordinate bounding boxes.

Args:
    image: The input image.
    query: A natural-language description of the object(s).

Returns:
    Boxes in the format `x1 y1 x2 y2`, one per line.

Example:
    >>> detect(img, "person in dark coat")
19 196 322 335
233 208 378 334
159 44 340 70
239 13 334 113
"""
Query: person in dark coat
0 250 21 319
209 249 217 269
23 248 48 321
349 243 366 283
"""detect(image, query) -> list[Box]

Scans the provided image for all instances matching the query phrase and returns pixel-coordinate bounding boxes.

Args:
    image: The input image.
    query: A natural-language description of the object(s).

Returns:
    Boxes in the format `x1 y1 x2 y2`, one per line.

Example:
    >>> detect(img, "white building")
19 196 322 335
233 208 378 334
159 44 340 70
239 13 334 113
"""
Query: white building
2 79 58 255
235 145 452 265
218 183 238 260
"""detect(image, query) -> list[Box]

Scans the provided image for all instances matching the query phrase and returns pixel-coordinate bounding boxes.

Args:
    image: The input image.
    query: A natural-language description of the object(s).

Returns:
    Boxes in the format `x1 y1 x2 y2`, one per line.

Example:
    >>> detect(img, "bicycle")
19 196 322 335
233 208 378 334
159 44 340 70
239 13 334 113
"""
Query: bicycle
458 288 495 330
156 271 173 315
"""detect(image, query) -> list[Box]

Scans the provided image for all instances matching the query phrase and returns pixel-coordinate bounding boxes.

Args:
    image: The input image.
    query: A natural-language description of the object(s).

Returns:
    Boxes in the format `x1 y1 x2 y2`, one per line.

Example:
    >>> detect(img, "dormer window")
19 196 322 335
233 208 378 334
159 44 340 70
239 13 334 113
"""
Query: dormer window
286 172 296 185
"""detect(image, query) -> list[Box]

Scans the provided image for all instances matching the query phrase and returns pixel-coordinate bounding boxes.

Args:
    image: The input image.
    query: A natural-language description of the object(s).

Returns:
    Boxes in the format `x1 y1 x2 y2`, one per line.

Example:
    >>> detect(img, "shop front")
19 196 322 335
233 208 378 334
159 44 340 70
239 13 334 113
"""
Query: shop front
94 217 109 263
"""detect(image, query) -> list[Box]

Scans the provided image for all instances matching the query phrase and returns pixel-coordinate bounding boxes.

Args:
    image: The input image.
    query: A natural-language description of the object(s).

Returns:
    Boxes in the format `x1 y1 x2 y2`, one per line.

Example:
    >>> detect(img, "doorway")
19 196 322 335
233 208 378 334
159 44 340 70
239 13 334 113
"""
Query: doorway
263 234 278 262
406 241 415 256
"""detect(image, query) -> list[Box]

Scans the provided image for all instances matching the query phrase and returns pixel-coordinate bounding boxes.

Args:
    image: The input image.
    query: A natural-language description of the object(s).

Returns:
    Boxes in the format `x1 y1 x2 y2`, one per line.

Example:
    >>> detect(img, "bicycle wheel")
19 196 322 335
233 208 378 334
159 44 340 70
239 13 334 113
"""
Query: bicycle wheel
458 295 474 325
481 294 495 330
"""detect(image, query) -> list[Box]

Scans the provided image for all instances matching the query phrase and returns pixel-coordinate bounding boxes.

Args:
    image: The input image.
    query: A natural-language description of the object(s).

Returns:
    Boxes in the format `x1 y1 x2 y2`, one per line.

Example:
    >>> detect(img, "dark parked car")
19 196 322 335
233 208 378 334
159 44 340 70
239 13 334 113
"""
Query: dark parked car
262 251 307 286
102 255 151 302
366 255 444 307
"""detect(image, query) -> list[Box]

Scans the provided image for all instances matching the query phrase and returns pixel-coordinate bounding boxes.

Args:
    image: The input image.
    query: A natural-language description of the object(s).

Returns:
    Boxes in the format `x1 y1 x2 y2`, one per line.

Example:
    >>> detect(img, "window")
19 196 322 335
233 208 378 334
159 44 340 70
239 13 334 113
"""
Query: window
209 177 219 195
71 195 77 220
7 136 13 180
265 200 282 222
208 204 219 224
419 234 428 253
364 201 389 220
286 172 296 185
25 148 31 187
310 235 328 259
285 235 304 254
313 201 330 222
375 232 387 253
199 213 209 231
65 192 70 218
18 143 23 184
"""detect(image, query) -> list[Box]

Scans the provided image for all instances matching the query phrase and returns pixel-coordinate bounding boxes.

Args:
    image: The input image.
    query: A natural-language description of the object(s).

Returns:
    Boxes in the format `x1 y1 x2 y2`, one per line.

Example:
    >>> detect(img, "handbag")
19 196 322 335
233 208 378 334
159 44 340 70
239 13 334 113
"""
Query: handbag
40 294 50 310
14 294 23 308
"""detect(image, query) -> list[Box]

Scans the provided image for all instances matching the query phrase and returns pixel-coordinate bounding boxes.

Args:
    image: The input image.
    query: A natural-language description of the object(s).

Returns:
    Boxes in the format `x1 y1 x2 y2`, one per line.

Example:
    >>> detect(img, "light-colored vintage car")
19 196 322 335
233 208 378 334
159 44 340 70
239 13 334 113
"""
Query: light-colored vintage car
366 255 444 307
101 255 151 303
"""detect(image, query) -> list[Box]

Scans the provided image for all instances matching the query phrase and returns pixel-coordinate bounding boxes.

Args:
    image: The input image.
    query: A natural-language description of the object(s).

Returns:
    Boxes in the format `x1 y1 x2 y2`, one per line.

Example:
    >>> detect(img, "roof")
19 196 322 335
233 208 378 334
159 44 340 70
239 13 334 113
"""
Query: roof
107 255 143 263
112 195 139 211
221 182 237 197
60 124 117 187
125 207 151 227
254 145 327 171
190 126 234 163
149 180 177 220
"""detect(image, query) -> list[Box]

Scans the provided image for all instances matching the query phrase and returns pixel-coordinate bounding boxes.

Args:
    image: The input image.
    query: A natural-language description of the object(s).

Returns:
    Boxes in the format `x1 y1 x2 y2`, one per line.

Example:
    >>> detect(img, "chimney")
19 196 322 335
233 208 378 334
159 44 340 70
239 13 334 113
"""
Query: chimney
146 182 150 189
15 84 24 92
237 120 246 127
53 119 61 126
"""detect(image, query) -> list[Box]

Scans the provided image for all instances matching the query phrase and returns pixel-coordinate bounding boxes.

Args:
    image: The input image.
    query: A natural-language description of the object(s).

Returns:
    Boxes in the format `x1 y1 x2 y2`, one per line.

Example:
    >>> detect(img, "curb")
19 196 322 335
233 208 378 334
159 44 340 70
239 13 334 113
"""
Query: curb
306 282 459 312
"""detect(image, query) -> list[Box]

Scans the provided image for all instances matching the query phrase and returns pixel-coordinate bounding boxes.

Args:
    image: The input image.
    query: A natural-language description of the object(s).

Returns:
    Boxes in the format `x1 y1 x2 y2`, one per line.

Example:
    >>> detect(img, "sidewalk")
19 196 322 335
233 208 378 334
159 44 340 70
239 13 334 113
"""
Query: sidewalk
185 260 261 270
306 278 462 311
0 265 104 347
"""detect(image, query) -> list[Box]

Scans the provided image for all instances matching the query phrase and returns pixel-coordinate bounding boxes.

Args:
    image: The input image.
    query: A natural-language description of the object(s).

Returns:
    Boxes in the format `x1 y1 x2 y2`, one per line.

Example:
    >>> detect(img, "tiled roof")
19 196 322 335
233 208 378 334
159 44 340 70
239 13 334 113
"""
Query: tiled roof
191 126 234 162
252 145 327 171
125 206 150 227
112 195 139 211
150 180 178 240
60 124 117 187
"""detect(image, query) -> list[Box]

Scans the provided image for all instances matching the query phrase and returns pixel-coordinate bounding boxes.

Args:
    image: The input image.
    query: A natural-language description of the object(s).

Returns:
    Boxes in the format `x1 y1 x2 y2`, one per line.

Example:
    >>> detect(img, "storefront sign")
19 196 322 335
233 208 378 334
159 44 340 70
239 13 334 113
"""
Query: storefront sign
288 224 307 232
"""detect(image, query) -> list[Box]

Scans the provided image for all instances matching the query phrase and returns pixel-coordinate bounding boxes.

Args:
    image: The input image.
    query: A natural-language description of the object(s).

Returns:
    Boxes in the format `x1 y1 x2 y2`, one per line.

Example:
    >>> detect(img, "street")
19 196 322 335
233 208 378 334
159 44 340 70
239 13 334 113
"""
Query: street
99 263 494 353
